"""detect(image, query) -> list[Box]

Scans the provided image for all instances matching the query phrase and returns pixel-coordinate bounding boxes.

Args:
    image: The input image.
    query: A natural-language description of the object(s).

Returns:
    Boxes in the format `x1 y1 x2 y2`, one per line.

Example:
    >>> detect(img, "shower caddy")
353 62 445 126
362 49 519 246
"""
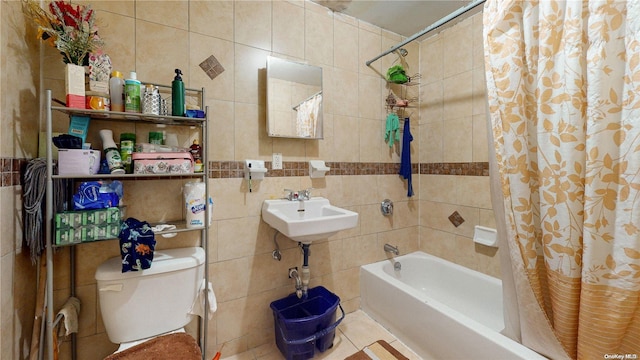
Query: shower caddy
42 86 210 360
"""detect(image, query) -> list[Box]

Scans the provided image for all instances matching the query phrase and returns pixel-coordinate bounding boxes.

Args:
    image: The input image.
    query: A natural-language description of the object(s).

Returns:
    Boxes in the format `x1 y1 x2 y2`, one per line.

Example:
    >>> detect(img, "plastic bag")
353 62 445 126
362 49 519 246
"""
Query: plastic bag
386 65 408 84
73 181 123 210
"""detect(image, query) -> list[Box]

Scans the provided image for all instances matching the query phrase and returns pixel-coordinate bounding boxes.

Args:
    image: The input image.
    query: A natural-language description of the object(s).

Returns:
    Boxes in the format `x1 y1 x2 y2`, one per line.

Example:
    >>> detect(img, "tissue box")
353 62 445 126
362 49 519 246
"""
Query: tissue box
65 63 85 109
132 152 194 174
54 207 122 245
58 149 101 175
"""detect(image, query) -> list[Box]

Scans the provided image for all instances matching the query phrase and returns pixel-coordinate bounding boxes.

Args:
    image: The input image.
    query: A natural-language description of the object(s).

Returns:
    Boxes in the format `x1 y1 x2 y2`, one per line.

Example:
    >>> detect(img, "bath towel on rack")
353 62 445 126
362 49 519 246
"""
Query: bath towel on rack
399 117 413 197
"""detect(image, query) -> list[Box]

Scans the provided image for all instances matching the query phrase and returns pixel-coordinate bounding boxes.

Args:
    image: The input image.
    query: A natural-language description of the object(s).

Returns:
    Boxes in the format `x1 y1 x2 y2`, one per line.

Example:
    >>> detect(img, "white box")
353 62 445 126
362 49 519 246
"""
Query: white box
58 149 101 175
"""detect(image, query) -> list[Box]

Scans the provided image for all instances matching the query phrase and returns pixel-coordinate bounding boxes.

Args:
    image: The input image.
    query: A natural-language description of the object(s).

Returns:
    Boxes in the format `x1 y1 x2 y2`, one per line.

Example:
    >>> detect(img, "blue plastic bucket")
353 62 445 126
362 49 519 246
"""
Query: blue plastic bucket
270 286 344 360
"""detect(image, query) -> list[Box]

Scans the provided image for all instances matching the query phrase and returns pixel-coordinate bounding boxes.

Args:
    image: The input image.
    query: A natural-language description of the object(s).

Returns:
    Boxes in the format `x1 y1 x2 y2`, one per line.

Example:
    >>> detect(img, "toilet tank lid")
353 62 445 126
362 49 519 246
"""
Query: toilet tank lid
95 247 205 281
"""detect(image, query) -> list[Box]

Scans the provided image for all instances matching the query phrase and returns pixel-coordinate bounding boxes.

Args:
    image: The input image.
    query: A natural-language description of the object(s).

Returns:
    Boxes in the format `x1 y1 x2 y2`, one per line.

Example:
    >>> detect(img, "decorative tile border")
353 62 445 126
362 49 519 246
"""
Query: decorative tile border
208 161 488 178
420 162 489 176
1 158 27 187
2 158 489 186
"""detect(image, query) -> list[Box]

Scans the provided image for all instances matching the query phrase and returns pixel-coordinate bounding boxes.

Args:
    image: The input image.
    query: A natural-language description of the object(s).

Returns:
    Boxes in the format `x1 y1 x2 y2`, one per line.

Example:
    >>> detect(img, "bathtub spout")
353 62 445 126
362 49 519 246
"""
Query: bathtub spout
384 243 399 255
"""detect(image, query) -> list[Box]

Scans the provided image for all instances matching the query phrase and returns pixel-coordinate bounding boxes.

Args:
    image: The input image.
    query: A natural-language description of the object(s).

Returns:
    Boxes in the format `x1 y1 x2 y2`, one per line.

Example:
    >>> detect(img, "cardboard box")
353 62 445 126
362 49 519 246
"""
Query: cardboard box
58 149 101 175
132 152 194 174
68 115 90 143
65 63 85 109
55 207 122 245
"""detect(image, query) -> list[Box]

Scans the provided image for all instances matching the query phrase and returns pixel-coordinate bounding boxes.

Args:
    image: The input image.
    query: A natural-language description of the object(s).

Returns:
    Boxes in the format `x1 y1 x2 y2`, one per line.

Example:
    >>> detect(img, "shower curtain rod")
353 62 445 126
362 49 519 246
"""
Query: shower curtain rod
365 0 486 67
293 90 322 111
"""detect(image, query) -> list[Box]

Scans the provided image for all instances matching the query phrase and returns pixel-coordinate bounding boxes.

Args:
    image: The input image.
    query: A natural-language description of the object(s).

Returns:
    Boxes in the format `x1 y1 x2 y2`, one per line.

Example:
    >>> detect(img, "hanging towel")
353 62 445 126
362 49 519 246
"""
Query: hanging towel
399 117 414 197
188 279 217 320
385 112 400 147
56 296 80 336
119 217 156 272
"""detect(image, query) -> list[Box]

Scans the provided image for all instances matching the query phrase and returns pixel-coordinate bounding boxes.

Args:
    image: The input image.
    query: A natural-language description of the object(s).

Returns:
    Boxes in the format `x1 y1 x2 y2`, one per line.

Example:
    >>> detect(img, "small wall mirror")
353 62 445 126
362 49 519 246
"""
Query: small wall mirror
267 56 323 139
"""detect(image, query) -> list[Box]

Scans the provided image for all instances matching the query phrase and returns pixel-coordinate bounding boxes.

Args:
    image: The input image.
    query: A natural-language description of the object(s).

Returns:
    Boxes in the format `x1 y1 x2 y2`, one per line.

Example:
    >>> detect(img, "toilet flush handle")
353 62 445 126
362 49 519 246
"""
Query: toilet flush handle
99 284 123 292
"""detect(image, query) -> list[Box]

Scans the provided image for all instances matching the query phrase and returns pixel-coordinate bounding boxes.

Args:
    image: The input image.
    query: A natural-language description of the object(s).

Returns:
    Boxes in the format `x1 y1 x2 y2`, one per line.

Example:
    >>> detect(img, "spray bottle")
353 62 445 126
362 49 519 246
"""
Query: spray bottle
99 129 125 174
172 69 185 116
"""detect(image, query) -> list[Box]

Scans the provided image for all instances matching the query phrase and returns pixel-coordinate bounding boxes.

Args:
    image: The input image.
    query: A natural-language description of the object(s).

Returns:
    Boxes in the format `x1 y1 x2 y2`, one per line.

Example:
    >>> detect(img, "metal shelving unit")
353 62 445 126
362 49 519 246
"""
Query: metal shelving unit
44 88 210 360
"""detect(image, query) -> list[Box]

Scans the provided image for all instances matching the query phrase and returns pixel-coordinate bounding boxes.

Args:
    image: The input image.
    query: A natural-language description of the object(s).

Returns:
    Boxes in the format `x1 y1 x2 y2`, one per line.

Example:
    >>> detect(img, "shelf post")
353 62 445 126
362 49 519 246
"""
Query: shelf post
45 90 55 360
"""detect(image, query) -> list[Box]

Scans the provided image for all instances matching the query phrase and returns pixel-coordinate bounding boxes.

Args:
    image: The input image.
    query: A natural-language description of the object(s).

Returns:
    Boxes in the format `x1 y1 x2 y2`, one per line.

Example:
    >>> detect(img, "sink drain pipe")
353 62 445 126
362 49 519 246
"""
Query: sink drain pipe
300 243 311 298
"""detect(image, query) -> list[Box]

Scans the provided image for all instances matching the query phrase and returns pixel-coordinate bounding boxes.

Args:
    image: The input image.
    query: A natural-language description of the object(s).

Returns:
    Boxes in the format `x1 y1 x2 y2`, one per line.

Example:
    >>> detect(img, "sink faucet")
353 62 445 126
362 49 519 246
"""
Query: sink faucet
384 243 399 255
283 188 313 201
298 188 312 201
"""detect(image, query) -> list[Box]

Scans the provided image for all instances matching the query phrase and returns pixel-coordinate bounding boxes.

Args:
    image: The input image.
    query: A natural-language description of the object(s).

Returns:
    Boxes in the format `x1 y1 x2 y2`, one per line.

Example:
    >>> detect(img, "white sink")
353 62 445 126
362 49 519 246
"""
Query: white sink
262 197 358 243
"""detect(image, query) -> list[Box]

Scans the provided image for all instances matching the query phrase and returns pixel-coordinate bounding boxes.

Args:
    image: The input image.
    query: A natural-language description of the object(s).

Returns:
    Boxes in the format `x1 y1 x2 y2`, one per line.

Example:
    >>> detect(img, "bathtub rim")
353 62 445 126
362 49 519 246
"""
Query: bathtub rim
360 250 547 360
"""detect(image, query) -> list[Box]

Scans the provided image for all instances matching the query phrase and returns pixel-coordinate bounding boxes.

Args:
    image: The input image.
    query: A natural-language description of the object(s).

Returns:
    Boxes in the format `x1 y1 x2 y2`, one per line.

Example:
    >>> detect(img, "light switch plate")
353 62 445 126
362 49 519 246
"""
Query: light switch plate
272 153 282 170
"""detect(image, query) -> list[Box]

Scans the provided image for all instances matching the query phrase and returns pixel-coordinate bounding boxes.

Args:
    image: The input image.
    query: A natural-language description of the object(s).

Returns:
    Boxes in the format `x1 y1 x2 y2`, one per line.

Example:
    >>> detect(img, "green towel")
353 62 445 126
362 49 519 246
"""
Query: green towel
385 113 400 147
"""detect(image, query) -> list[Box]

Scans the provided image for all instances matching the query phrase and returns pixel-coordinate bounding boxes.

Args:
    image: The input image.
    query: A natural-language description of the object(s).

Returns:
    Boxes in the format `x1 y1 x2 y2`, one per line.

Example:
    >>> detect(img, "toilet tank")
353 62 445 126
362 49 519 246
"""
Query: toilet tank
95 247 205 344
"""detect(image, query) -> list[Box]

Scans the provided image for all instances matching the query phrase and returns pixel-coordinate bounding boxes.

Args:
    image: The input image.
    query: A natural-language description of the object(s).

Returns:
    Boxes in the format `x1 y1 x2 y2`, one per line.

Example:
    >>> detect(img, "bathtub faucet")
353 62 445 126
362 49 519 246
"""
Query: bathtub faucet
384 243 399 255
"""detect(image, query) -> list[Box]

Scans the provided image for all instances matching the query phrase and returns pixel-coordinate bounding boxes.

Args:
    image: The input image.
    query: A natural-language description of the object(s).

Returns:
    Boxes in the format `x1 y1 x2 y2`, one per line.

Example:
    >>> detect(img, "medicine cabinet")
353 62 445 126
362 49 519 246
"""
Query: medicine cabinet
266 56 323 139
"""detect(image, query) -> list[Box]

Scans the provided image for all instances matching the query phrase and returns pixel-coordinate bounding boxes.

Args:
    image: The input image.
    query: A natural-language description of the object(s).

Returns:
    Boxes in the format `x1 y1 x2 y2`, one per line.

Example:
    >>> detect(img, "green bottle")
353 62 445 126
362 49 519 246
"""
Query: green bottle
171 69 185 116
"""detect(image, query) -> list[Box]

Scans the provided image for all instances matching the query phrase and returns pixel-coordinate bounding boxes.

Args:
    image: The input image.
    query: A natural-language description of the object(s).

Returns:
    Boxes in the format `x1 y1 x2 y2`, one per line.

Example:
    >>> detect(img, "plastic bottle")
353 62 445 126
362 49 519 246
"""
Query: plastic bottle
189 139 203 172
142 84 160 115
124 71 141 113
109 70 125 112
119 133 136 173
172 69 185 116
99 129 125 174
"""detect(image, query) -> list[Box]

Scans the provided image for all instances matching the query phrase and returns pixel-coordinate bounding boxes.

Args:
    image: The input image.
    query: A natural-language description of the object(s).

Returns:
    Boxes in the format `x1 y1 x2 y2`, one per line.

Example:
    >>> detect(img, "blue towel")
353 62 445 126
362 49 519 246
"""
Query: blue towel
119 217 156 272
399 117 414 197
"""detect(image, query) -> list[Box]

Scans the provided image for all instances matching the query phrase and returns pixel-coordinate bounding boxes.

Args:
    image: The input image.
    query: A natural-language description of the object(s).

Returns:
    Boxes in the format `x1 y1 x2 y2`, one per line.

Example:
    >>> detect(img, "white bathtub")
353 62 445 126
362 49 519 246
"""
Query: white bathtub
360 251 546 360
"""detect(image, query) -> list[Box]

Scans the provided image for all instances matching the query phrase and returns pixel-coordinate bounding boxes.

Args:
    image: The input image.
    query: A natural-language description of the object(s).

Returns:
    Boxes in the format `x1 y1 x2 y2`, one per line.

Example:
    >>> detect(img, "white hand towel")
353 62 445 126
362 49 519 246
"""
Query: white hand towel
56 297 81 336
189 279 216 319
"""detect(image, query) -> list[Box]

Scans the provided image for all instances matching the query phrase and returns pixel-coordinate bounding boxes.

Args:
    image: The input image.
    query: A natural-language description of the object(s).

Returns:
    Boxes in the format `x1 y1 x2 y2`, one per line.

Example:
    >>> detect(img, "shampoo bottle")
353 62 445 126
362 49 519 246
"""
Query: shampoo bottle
172 69 185 116
189 139 202 172
124 71 141 113
109 70 125 112
99 129 125 174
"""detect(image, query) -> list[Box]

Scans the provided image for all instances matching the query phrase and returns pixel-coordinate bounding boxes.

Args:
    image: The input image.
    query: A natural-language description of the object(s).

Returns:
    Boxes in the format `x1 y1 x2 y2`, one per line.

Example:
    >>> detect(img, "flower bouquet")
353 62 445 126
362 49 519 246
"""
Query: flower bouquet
23 0 104 66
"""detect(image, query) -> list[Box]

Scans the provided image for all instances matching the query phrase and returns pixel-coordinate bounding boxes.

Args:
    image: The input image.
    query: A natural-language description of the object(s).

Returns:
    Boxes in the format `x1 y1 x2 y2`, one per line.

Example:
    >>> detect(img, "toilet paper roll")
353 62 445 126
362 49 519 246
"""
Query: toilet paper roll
184 182 206 228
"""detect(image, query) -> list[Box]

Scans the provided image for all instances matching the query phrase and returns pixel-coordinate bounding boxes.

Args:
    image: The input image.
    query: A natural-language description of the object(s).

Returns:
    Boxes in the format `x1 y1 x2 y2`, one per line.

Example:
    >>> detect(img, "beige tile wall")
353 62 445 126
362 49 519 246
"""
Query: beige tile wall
417 13 500 277
1 0 42 358
0 1 499 359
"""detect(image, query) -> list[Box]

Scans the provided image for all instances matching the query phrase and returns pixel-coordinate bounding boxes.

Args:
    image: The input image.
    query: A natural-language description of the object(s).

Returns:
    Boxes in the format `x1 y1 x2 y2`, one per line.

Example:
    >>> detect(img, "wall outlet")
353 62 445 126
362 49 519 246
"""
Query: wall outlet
272 153 283 170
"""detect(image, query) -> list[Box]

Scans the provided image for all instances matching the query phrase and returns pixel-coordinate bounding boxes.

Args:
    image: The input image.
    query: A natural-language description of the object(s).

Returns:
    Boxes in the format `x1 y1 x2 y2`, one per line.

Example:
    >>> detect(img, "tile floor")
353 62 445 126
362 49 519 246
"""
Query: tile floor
221 310 422 360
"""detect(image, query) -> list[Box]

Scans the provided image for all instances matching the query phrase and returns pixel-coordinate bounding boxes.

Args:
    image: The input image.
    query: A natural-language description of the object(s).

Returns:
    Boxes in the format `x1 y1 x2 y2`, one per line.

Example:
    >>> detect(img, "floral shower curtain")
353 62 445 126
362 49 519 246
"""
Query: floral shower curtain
484 1 640 359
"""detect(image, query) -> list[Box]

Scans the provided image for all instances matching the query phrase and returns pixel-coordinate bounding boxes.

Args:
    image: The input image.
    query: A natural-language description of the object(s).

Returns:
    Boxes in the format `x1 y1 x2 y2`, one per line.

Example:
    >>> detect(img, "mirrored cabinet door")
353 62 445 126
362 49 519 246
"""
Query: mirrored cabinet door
266 56 323 139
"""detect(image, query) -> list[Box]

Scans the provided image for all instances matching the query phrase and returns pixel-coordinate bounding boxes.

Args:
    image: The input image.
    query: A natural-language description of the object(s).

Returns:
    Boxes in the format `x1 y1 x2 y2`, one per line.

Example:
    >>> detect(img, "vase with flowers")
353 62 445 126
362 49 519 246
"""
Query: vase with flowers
23 0 104 66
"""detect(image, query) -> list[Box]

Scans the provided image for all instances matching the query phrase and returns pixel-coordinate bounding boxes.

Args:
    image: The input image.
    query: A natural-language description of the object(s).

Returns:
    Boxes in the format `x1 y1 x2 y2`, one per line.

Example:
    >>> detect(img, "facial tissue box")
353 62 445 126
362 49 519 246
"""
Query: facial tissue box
54 207 122 245
58 149 101 175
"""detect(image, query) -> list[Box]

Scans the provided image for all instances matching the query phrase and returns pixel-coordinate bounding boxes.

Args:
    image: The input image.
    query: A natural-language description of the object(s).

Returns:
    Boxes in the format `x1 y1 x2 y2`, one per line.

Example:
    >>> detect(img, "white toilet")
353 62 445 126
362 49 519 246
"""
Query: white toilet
95 246 205 353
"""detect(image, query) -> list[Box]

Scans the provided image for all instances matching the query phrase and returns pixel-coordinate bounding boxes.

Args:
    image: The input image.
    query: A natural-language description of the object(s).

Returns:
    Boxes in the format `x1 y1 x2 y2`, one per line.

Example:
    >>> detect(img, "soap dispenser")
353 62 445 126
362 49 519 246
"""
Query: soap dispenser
171 69 185 116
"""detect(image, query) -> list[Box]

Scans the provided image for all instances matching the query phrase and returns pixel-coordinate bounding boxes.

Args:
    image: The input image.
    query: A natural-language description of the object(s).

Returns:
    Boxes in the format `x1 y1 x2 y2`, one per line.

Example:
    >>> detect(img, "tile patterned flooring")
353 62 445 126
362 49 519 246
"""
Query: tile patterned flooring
221 310 422 360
